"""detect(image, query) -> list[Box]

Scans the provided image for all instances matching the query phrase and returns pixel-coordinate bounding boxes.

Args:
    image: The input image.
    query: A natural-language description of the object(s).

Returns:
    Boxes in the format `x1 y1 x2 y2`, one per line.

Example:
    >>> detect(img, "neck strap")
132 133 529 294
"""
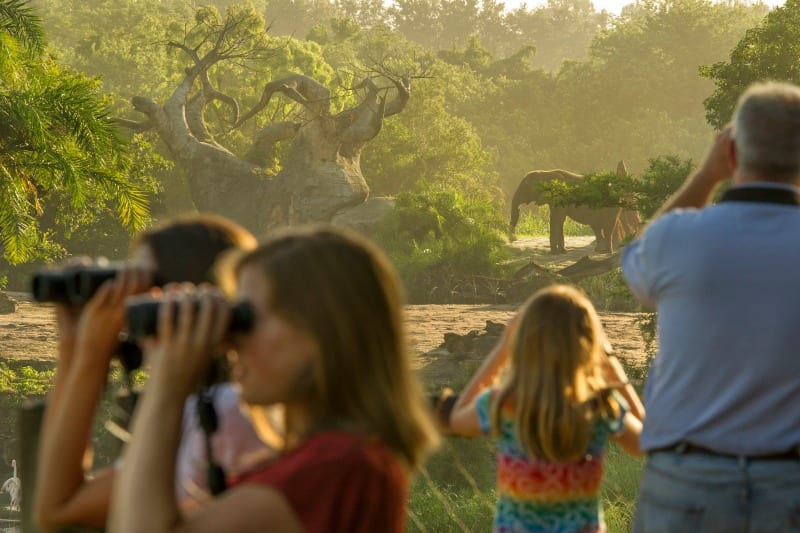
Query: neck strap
719 186 800 206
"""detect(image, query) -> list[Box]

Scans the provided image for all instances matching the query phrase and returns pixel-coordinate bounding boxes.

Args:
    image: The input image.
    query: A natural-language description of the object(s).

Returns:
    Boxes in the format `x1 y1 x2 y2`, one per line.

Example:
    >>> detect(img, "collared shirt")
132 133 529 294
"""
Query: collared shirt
622 185 800 455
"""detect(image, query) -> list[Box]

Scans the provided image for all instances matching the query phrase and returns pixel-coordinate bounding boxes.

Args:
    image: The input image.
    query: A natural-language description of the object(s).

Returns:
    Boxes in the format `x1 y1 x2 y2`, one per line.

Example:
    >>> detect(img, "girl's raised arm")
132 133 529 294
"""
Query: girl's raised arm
36 267 150 531
448 317 517 436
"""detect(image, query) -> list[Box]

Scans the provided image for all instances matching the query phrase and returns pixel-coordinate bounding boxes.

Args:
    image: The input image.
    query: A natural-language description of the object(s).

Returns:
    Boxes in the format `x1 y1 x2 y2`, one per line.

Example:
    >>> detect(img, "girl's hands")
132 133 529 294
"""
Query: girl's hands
52 257 93 349
72 265 152 371
600 353 630 387
143 285 231 401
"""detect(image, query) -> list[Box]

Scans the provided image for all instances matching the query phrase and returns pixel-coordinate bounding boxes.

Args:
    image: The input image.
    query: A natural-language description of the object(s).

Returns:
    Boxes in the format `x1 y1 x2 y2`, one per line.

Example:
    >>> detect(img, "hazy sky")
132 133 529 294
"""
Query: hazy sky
503 0 786 15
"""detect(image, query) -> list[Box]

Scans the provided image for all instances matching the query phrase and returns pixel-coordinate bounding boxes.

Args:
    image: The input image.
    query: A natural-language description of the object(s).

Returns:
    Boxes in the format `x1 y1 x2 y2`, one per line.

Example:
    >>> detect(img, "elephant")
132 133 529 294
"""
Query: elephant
510 164 639 254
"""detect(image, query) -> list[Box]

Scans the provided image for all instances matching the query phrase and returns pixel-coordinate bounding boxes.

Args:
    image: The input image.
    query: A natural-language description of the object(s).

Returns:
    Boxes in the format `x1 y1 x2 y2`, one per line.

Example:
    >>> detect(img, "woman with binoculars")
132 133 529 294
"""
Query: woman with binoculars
108 225 439 533
35 214 272 531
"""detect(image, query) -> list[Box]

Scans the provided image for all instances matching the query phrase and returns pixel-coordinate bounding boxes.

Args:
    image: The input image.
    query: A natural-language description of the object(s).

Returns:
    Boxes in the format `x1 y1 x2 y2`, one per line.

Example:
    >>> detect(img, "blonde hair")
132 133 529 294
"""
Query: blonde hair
230 225 438 470
491 285 620 462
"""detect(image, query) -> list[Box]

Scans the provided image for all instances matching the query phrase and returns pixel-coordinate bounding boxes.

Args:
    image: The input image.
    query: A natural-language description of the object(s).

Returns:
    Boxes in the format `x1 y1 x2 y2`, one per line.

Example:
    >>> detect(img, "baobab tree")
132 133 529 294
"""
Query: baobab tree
117 6 411 233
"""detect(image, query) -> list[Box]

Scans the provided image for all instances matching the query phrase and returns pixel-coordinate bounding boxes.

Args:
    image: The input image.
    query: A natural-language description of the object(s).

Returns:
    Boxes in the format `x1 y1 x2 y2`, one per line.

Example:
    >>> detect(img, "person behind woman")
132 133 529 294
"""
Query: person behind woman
109 225 440 533
449 284 644 533
35 213 270 531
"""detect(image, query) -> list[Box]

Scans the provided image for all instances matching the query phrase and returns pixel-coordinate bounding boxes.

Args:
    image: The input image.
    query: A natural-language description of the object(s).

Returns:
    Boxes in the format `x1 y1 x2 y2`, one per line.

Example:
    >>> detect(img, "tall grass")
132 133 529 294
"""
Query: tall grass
408 438 644 532
410 358 647 532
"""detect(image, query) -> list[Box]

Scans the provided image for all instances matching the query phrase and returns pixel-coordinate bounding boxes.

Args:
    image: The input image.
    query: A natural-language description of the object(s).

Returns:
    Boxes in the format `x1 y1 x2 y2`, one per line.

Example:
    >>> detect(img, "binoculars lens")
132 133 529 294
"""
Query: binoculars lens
31 265 151 305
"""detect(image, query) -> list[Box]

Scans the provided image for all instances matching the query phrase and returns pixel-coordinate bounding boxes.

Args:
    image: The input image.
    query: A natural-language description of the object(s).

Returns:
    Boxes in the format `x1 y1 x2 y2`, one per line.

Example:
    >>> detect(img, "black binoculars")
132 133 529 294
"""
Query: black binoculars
31 264 128 305
125 295 255 340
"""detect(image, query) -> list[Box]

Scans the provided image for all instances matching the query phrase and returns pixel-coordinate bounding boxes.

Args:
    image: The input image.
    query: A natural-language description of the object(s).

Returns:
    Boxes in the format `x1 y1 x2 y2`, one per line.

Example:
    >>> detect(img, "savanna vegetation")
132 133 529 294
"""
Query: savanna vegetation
3 0 800 530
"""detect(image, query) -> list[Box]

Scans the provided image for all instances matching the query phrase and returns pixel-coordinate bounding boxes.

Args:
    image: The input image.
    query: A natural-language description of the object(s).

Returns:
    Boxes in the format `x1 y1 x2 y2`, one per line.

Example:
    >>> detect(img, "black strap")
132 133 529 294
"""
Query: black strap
719 186 800 206
197 389 227 496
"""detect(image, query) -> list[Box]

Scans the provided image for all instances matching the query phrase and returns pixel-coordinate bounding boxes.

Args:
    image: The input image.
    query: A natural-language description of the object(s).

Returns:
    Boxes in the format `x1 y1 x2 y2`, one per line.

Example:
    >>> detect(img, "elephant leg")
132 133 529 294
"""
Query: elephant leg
607 209 622 253
592 225 611 253
550 208 567 254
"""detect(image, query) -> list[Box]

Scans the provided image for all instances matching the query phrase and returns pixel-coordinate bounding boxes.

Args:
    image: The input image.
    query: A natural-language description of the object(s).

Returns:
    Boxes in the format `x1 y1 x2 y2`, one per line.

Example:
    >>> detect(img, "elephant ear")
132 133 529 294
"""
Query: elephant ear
616 160 629 177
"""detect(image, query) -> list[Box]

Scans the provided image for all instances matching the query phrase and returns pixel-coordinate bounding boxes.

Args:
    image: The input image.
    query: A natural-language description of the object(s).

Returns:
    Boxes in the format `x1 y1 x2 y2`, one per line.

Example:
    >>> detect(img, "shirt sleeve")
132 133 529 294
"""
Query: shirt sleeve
248 438 406 533
621 213 676 308
474 389 493 435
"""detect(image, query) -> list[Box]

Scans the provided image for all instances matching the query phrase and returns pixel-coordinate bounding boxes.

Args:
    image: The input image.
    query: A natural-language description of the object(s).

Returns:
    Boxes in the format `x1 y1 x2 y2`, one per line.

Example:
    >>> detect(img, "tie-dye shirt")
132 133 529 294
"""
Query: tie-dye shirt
475 389 627 533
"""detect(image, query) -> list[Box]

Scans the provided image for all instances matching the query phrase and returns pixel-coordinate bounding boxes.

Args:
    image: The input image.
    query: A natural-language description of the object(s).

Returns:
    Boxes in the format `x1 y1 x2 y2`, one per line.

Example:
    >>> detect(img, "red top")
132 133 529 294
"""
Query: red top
231 431 408 533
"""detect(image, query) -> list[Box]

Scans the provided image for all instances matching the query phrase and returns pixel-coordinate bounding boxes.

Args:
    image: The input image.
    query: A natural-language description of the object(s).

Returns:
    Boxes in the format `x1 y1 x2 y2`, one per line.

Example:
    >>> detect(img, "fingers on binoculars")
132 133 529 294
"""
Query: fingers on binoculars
91 267 150 307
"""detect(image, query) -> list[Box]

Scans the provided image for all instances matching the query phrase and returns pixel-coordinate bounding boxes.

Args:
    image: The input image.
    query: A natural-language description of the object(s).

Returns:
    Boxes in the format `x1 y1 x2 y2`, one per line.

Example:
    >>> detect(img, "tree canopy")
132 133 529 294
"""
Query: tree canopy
702 0 800 128
0 0 151 263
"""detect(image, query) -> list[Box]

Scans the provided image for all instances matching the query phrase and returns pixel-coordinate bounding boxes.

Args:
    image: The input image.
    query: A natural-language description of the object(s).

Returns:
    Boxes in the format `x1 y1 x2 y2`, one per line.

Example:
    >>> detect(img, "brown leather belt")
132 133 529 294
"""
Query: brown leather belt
651 442 800 461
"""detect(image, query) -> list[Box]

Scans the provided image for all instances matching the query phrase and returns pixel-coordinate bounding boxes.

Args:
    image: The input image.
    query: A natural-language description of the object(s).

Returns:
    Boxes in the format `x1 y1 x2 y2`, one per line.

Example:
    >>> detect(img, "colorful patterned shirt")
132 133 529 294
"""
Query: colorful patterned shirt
475 389 626 533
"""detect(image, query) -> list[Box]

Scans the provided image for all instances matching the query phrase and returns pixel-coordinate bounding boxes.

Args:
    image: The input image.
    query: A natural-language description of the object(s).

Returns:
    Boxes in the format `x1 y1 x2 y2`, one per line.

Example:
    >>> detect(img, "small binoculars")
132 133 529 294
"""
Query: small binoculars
125 295 255 340
31 264 129 305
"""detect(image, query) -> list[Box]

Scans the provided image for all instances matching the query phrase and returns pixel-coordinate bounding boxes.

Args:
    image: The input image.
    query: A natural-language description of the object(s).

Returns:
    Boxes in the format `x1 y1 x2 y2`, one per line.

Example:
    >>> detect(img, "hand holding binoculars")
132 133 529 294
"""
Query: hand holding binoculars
31 261 158 305
124 295 255 341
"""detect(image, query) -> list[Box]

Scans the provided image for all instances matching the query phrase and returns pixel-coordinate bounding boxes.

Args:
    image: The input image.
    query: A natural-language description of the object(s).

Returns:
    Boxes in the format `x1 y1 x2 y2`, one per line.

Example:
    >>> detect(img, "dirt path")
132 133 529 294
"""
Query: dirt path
0 236 647 369
0 298 646 366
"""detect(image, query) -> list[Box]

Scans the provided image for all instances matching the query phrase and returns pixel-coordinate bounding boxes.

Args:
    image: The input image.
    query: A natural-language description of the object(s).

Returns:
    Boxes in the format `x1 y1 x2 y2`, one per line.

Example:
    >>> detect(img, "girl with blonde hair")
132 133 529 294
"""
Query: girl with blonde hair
449 284 644 533
109 225 439 533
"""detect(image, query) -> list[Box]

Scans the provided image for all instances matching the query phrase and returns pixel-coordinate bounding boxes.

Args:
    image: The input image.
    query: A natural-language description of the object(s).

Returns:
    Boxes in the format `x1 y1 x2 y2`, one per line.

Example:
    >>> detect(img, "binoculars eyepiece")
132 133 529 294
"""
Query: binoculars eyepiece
31 265 124 305
125 295 255 341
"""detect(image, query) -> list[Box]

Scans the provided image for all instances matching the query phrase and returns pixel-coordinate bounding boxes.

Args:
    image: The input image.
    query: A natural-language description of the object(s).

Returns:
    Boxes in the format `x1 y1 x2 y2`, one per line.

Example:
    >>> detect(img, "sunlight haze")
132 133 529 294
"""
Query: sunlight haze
503 0 786 15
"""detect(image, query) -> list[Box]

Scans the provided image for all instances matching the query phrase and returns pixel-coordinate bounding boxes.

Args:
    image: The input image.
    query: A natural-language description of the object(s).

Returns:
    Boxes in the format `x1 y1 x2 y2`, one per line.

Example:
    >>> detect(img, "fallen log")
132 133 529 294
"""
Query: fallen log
556 254 620 282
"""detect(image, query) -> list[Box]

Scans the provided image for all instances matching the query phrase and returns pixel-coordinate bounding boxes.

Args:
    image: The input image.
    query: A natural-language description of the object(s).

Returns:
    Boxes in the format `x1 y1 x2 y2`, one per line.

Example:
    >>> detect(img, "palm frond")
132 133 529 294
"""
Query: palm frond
89 170 150 232
0 163 36 263
0 0 44 55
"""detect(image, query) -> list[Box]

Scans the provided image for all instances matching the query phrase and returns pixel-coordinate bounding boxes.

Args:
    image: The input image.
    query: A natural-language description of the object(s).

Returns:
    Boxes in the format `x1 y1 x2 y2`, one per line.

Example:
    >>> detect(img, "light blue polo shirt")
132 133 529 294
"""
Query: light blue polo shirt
622 185 800 455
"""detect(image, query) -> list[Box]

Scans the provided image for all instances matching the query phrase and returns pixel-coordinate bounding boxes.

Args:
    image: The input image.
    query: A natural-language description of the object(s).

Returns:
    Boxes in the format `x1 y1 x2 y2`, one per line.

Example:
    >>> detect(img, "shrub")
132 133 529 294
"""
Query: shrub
375 187 511 303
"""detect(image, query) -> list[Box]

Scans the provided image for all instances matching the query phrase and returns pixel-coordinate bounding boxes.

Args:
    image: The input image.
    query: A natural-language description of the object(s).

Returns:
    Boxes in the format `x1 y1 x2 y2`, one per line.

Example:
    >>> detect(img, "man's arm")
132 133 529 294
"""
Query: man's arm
641 125 735 234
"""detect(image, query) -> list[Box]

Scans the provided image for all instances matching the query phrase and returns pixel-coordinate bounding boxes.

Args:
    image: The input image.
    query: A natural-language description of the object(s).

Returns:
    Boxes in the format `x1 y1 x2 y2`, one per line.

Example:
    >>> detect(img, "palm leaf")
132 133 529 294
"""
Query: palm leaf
0 164 36 263
0 0 44 55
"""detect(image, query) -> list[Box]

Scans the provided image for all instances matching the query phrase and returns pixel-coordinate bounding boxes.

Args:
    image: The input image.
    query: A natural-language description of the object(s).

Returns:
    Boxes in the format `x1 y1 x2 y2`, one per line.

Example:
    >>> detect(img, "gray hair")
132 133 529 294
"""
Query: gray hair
732 82 800 182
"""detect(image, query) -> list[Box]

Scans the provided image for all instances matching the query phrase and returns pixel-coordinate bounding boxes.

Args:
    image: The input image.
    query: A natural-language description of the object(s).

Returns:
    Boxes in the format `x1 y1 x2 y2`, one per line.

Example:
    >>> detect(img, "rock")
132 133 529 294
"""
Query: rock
485 320 506 337
331 197 396 236
437 322 504 359
0 292 17 314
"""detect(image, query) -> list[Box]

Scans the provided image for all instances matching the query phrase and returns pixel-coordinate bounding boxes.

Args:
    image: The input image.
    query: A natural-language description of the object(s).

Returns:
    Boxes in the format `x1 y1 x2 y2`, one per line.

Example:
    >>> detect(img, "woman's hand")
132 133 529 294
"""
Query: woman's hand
143 285 232 401
72 265 152 371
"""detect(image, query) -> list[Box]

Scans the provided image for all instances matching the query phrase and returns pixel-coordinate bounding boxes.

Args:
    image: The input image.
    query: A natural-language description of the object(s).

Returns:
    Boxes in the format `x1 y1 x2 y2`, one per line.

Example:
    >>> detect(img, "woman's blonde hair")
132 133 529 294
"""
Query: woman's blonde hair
230 225 439 470
491 284 619 462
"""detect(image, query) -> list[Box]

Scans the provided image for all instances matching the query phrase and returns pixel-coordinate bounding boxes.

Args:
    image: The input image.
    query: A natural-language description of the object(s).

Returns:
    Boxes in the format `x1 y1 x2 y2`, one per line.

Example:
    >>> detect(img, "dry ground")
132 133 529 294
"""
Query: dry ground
0 236 647 374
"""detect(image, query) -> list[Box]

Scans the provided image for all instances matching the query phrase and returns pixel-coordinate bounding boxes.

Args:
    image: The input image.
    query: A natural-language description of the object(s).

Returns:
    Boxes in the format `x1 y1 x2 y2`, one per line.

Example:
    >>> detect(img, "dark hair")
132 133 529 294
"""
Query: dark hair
135 213 256 285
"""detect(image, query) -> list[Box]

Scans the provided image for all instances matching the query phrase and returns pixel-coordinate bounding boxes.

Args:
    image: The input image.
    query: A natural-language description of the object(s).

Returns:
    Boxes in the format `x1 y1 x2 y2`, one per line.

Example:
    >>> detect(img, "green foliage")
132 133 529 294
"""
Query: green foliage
633 155 694 219
0 0 43 54
513 208 594 237
702 0 800 128
578 268 639 312
537 171 637 209
0 0 154 263
0 360 54 398
635 312 658 364
601 442 645 533
375 187 510 303
527 156 692 223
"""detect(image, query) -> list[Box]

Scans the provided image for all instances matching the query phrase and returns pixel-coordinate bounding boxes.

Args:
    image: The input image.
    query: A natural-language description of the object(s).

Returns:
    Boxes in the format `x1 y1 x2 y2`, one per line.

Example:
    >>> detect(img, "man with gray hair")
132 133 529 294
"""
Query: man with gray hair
622 81 800 532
